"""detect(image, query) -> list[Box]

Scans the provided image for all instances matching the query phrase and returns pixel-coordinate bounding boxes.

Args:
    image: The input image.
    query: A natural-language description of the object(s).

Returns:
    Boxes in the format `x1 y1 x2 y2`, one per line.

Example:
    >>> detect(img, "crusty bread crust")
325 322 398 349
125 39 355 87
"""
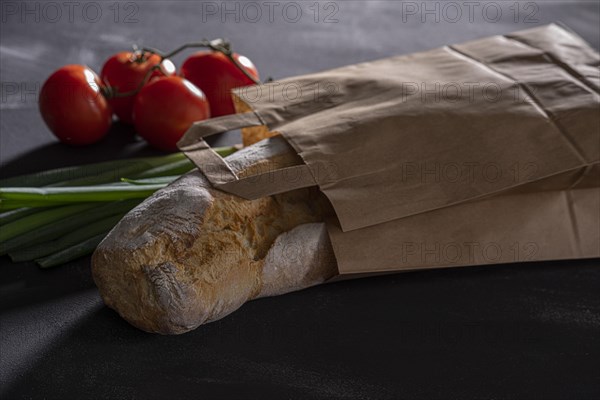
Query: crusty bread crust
92 152 336 334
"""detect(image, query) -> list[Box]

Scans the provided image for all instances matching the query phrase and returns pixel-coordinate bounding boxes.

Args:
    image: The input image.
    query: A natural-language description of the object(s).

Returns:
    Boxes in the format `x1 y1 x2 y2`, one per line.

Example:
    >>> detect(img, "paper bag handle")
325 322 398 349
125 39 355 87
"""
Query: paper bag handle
177 112 317 199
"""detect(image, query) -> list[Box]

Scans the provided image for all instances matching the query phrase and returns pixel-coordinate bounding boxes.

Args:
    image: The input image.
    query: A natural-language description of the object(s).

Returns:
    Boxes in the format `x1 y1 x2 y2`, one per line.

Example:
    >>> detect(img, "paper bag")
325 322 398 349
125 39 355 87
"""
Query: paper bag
178 24 599 276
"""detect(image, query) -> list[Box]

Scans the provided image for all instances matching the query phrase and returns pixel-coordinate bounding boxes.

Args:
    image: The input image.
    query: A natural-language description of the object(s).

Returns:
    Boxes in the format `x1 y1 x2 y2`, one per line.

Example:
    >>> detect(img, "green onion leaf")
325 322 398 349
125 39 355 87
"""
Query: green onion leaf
10 213 125 262
0 152 185 188
0 203 99 242
0 207 41 225
121 176 180 185
36 233 108 268
0 199 141 255
0 184 166 209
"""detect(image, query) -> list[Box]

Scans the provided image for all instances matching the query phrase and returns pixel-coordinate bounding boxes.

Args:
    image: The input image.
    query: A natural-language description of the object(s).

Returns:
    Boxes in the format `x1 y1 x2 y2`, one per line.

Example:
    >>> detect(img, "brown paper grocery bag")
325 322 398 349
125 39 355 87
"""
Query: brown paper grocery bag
179 24 599 276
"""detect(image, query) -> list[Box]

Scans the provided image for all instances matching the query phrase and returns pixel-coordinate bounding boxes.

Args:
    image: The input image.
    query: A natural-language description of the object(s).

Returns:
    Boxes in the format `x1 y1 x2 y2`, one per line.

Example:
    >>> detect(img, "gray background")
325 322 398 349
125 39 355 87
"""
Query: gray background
1 1 599 399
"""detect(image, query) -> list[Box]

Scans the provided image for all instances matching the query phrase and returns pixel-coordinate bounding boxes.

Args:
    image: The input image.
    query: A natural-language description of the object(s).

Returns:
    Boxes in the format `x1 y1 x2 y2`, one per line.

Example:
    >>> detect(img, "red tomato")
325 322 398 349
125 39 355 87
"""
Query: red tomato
133 76 210 151
39 65 112 146
180 51 259 117
101 52 176 124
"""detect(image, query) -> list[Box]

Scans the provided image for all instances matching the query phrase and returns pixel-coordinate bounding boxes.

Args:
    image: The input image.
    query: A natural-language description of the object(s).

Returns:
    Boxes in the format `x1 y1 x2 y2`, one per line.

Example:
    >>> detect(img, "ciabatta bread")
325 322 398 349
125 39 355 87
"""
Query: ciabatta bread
92 136 336 334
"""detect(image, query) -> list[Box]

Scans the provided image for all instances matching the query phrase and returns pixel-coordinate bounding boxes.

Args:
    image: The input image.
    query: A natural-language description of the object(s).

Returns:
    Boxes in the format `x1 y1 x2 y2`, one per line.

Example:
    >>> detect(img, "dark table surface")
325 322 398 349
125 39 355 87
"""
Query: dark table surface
1 1 599 399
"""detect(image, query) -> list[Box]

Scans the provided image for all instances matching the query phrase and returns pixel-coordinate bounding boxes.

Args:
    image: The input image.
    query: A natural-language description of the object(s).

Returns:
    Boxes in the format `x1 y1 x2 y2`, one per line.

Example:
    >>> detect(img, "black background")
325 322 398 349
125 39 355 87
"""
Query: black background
1 1 599 399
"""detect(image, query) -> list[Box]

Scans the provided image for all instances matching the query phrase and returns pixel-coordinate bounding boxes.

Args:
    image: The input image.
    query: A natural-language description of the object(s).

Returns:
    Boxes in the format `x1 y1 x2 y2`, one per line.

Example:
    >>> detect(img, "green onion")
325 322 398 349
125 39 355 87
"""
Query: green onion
215 145 240 158
0 199 141 255
0 147 236 188
121 176 180 185
130 159 195 180
0 203 99 242
0 207 41 225
10 213 125 262
49 163 167 187
0 200 87 210
36 233 108 268
0 153 185 188
0 183 166 210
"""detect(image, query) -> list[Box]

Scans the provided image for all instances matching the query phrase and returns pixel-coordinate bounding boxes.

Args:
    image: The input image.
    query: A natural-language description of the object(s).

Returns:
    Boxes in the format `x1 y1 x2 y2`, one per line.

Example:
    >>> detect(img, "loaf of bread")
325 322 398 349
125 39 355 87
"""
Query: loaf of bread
92 136 337 334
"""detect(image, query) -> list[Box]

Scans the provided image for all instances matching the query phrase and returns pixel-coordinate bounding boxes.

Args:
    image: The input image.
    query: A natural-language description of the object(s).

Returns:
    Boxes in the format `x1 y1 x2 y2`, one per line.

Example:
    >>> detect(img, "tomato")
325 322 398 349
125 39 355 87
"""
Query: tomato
180 51 259 117
101 52 176 124
133 76 210 151
39 65 112 146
